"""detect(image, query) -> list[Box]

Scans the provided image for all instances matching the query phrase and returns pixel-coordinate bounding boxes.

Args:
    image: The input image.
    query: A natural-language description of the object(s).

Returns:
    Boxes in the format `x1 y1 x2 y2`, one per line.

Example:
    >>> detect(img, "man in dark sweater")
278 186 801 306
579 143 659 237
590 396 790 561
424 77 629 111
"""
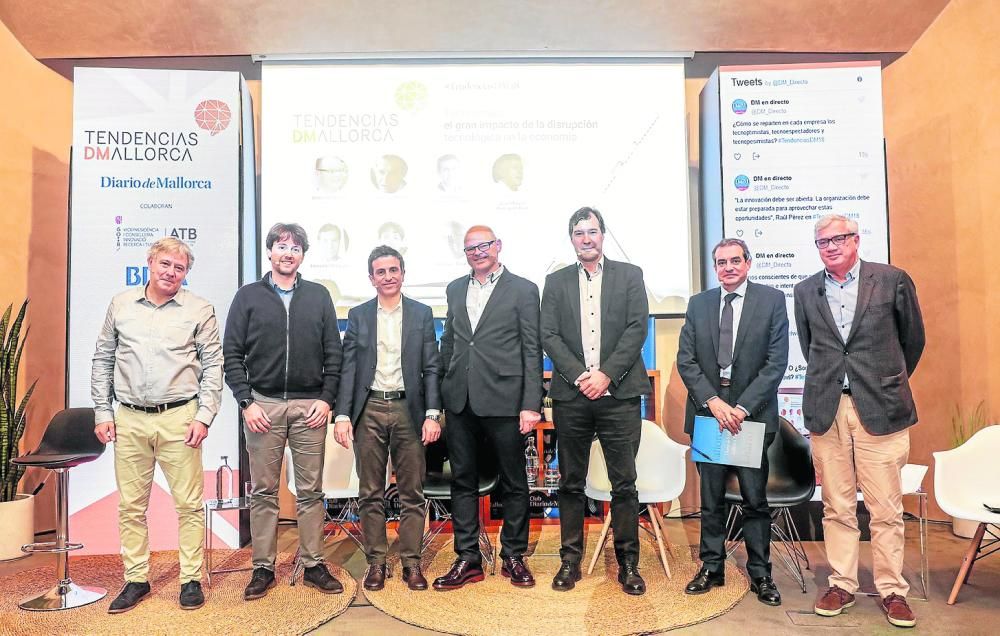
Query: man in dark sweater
223 223 344 600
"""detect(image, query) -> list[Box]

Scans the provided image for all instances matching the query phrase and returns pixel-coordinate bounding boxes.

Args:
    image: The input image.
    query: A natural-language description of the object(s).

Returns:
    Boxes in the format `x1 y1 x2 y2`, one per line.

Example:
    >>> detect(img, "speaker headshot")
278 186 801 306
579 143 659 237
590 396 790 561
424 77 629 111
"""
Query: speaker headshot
316 223 348 263
314 155 349 194
377 221 407 255
492 153 524 192
437 154 461 193
371 154 408 194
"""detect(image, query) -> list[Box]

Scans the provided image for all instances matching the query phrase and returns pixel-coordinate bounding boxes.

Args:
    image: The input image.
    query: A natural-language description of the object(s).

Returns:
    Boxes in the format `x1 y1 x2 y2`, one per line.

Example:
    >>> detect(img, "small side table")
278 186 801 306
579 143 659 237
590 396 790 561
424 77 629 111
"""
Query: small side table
204 497 252 587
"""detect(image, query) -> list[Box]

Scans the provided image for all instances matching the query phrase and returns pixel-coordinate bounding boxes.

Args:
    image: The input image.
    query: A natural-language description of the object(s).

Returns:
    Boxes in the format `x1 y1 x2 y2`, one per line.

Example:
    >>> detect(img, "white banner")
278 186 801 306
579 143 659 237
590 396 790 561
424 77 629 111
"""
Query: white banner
718 61 889 399
261 61 692 315
67 68 243 552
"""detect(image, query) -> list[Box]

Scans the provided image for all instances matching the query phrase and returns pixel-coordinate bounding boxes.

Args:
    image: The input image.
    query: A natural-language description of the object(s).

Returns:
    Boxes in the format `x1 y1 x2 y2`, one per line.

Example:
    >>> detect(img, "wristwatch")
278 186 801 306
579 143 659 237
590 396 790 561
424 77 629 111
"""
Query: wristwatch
239 398 254 410
426 413 441 422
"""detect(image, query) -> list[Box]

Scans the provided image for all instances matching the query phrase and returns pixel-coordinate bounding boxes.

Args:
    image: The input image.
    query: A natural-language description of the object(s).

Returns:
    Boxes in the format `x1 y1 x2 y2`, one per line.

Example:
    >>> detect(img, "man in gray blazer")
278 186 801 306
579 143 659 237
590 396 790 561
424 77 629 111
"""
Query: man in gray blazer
433 225 543 590
541 207 651 595
333 245 442 593
794 214 924 629
677 238 788 606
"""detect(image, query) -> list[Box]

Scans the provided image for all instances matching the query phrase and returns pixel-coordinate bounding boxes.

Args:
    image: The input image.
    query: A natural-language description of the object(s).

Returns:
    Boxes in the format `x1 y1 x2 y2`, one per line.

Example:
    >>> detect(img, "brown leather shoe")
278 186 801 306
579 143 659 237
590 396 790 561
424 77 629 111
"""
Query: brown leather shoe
881 593 916 628
363 564 389 591
814 585 856 617
432 559 485 591
500 555 535 587
402 565 428 591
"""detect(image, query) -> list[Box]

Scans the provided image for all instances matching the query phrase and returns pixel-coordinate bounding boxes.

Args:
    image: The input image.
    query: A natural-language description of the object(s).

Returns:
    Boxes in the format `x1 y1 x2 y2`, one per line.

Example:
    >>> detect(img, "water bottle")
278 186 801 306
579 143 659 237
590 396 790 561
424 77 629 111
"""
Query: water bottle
216 455 235 503
544 447 561 488
524 436 539 486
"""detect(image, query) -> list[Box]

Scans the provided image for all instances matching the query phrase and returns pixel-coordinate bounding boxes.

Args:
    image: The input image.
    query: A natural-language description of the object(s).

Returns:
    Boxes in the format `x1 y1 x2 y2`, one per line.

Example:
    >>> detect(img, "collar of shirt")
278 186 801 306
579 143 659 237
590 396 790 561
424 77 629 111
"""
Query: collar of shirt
377 298 403 315
469 264 505 287
266 271 300 293
824 258 861 286
723 278 749 300
136 285 184 307
577 256 605 279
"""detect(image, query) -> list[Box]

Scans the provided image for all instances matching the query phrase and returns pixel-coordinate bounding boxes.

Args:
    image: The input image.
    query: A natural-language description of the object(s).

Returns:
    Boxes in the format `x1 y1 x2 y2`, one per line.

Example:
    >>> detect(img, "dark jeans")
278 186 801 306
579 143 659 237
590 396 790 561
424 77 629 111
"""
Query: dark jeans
445 407 529 563
355 397 426 567
697 429 776 579
554 394 641 566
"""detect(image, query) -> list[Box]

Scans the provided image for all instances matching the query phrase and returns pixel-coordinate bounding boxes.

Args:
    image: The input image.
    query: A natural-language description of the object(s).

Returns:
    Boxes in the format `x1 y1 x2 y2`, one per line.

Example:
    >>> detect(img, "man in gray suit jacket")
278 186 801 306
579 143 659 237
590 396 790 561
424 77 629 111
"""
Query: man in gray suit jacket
794 214 924 629
433 225 543 590
541 207 651 595
333 245 442 593
677 238 788 606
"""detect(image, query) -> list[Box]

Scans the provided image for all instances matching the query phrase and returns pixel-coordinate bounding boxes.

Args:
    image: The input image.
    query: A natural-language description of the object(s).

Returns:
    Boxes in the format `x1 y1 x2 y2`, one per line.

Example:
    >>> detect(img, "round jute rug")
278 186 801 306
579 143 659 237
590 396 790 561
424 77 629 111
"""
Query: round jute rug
0 549 355 636
365 527 748 635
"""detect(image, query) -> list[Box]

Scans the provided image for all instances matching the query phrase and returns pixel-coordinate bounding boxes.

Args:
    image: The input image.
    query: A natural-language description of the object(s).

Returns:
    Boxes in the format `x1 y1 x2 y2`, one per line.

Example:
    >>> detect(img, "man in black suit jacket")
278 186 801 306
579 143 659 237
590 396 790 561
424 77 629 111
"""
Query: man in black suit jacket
794 214 924 629
541 207 651 595
333 246 442 593
677 238 788 606
433 225 543 590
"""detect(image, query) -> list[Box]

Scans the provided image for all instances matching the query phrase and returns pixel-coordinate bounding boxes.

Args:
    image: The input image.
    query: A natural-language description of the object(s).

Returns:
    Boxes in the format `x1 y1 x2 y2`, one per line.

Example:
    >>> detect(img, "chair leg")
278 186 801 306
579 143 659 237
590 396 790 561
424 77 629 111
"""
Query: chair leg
948 523 986 605
652 507 675 558
19 469 106 611
587 511 613 575
646 505 671 579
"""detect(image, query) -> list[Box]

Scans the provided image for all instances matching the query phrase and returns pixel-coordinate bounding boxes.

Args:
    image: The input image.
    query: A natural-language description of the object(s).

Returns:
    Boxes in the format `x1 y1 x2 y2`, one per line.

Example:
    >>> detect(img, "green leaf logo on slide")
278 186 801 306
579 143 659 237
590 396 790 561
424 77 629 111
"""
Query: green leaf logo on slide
395 81 428 112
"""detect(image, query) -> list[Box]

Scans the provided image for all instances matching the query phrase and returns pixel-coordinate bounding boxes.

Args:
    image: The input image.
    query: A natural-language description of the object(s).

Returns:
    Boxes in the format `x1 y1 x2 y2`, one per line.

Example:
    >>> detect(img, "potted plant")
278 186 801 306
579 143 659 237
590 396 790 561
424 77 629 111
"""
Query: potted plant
1 300 37 561
948 401 994 538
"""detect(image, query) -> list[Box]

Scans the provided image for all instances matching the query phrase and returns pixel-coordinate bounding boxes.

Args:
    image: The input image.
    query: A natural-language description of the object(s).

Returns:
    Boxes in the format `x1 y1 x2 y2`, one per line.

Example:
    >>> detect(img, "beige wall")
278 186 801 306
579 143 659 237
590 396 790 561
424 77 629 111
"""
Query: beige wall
0 19 73 531
882 0 999 518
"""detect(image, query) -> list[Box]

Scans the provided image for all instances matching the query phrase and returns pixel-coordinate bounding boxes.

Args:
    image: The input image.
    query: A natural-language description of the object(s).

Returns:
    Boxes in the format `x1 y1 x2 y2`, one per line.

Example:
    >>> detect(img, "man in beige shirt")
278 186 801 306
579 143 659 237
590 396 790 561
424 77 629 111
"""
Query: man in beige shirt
92 237 222 614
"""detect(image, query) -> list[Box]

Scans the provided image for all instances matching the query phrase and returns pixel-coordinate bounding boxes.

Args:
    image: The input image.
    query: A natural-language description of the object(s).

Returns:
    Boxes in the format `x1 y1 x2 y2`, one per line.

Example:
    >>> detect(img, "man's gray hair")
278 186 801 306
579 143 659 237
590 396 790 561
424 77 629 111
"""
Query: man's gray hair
814 214 859 236
147 237 194 270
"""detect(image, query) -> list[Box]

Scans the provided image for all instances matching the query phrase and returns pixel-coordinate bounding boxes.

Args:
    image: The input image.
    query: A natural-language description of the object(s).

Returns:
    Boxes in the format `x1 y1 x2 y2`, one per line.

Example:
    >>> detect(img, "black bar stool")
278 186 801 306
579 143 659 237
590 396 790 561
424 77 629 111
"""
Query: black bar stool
12 408 107 611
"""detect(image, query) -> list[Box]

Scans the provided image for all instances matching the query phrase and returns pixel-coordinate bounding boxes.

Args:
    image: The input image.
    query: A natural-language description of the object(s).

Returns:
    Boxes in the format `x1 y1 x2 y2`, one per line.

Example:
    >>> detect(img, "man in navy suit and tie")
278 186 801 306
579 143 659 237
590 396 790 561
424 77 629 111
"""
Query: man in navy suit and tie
677 238 788 606
333 245 442 592
433 225 543 590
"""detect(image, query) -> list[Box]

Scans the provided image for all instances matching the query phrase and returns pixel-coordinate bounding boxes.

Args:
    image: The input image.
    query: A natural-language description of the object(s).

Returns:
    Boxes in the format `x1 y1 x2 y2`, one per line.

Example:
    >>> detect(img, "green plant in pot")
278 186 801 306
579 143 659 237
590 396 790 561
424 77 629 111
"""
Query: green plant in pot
0 300 37 560
948 401 995 538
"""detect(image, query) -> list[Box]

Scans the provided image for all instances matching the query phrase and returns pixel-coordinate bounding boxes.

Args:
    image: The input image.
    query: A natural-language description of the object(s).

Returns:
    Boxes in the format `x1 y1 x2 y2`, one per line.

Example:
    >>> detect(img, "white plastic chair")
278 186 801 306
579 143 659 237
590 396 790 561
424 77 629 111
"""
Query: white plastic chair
285 427 363 583
933 426 1000 605
585 419 689 578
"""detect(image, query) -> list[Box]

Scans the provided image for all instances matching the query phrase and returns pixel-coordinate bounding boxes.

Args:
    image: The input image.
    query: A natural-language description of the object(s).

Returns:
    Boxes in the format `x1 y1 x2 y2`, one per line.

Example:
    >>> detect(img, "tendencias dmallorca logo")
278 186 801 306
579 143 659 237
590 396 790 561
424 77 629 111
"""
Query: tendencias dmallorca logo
81 99 232 163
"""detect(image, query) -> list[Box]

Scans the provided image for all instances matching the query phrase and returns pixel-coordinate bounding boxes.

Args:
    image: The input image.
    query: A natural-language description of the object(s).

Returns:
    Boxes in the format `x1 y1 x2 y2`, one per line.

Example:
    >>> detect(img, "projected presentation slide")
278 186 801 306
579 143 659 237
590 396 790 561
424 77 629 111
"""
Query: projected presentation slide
261 61 692 315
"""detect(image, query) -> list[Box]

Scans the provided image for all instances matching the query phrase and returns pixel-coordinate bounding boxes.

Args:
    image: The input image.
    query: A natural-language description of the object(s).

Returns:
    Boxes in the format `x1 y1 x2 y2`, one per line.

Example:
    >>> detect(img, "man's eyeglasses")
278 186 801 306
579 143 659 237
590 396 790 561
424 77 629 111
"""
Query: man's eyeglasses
814 233 857 249
463 240 497 255
272 244 303 255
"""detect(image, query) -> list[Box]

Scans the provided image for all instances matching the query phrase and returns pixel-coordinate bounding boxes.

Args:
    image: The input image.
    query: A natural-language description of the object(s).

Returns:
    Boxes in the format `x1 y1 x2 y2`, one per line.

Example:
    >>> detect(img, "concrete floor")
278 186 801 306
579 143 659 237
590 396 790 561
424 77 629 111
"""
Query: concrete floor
4 518 998 634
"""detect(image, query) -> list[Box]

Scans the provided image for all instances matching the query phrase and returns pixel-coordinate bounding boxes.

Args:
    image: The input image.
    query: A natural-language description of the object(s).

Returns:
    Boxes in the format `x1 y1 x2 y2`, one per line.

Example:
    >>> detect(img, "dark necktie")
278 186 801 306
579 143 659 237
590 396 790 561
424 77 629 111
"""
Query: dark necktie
717 292 738 369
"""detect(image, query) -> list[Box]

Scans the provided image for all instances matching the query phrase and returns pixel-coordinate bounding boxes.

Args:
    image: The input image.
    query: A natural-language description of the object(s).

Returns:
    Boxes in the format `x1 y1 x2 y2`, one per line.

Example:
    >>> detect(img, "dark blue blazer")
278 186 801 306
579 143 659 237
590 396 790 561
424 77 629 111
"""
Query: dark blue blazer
335 296 441 432
677 281 789 435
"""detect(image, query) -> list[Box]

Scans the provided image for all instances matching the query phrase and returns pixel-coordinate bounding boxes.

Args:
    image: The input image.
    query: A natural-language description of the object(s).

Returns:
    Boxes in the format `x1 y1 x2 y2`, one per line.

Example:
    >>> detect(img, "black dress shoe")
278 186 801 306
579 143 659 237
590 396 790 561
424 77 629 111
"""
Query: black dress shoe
618 562 646 596
402 565 428 591
303 563 344 594
363 564 389 591
432 559 485 590
179 580 205 610
500 555 536 588
751 576 782 606
108 581 151 614
244 567 276 600
551 561 582 592
685 568 725 595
